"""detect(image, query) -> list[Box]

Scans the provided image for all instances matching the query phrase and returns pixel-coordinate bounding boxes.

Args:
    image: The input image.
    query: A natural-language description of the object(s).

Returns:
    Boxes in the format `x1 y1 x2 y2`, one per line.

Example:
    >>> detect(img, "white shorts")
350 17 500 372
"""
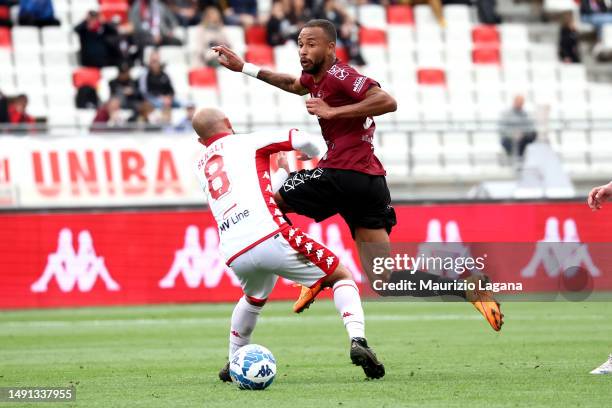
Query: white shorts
229 226 340 302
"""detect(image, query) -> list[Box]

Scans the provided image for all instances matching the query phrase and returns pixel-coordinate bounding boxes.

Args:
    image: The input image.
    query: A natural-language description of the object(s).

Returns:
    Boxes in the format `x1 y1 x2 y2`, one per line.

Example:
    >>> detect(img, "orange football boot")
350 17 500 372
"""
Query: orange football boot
292 283 323 313
465 275 504 331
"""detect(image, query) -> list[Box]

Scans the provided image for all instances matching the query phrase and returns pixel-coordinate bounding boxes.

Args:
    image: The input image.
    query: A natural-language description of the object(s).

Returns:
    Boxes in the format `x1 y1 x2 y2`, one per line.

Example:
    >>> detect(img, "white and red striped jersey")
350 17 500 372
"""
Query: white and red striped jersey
195 128 322 265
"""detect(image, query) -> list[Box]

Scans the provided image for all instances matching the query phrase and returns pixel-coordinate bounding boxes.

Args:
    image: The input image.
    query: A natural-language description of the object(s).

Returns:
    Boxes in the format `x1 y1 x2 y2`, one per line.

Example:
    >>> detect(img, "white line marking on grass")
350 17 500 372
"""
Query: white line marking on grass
0 313 604 329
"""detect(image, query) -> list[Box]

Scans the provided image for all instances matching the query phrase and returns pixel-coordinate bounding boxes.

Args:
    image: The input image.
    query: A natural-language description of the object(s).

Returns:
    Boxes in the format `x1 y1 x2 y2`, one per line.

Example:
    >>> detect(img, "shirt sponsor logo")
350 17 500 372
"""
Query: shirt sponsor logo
353 76 366 93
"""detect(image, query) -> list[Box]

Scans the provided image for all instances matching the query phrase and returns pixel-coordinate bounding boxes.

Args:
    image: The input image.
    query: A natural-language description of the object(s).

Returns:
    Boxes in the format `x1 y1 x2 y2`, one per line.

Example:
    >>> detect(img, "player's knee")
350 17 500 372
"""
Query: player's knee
322 264 353 287
244 296 267 307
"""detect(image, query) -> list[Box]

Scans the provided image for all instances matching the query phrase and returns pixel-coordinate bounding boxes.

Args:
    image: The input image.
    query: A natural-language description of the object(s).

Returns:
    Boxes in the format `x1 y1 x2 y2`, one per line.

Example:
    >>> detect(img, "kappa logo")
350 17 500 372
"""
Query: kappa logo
31 228 120 293
159 226 241 289
316 248 325 261
521 217 600 278
328 65 349 80
416 219 480 277
306 223 363 282
326 256 336 269
342 312 353 318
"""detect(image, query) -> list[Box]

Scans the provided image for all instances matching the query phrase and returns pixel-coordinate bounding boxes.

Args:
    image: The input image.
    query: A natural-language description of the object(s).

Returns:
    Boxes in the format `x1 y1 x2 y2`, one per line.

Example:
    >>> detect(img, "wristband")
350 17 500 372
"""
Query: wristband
242 63 261 78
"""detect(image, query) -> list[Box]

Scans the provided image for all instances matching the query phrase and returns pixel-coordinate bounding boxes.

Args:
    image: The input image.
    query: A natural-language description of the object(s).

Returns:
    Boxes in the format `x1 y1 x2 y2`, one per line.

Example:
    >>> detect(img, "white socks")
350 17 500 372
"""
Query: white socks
332 280 365 339
228 296 262 360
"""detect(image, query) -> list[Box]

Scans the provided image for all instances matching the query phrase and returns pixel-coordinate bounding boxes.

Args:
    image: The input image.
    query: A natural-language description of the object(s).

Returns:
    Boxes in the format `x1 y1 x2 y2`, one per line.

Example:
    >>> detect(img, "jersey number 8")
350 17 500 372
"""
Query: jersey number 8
205 154 231 200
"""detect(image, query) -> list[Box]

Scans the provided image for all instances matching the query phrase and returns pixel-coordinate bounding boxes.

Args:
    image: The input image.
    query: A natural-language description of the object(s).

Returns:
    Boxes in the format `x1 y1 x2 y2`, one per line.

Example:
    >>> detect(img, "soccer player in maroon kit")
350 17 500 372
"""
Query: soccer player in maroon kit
213 19 503 332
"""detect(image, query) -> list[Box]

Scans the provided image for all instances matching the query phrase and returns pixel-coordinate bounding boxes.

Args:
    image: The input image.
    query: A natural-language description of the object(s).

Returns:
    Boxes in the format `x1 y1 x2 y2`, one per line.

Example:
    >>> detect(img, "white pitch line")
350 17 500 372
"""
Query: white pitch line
0 313 604 329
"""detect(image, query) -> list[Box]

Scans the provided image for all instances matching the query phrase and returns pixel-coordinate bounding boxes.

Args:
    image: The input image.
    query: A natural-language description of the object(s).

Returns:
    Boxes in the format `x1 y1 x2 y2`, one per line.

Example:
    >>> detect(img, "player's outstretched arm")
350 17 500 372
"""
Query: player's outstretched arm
305 86 397 120
213 45 308 95
587 181 612 211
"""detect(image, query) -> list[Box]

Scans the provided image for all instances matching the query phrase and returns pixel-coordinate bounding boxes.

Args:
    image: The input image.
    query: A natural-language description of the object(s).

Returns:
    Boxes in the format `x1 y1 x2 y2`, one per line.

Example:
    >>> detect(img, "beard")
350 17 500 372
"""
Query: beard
302 57 325 75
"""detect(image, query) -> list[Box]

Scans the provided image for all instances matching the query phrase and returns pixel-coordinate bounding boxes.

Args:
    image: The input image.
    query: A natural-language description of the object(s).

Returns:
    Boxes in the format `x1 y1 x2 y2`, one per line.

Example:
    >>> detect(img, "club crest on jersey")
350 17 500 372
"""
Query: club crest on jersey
328 65 348 80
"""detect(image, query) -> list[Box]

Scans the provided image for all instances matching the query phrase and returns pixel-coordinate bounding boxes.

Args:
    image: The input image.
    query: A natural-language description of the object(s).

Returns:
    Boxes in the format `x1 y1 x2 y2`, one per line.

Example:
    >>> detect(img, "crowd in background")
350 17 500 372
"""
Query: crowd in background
0 0 611 137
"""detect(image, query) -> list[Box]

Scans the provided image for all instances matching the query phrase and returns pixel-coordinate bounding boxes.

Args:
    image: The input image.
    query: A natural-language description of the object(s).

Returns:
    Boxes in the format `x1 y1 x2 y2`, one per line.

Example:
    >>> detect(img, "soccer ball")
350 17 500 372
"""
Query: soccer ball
229 344 276 390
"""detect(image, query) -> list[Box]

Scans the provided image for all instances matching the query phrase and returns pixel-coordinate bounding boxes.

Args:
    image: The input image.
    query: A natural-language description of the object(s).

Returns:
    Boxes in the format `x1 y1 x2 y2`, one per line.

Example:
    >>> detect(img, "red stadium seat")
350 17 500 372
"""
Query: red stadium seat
0 27 11 48
189 67 218 87
0 6 9 20
101 6 129 23
73 67 101 88
245 25 267 45
359 27 387 45
245 45 274 66
386 5 414 25
472 47 501 64
472 25 500 45
417 68 446 86
336 46 349 62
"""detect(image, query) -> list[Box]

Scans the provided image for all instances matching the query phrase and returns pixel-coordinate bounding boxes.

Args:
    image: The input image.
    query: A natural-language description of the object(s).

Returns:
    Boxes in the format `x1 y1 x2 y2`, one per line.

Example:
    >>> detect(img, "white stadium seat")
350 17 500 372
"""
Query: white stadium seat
224 25 246 55
603 25 612 50
358 4 387 29
443 5 472 29
11 26 41 51
499 24 529 49
414 5 439 27
41 26 73 51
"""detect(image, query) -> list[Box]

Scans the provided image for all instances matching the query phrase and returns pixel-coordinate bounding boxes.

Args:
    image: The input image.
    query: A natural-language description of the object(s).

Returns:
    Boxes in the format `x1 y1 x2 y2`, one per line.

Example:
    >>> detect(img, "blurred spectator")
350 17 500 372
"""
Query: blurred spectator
224 0 257 27
266 0 304 46
0 0 17 28
109 63 143 110
312 0 366 65
8 95 35 125
559 14 581 63
192 6 231 67
499 95 537 158
138 51 177 108
476 0 501 25
75 85 100 109
18 0 60 27
149 97 174 128
0 90 8 124
174 101 196 131
129 0 182 48
128 100 162 131
167 0 202 26
75 11 122 68
91 97 125 131
580 0 612 34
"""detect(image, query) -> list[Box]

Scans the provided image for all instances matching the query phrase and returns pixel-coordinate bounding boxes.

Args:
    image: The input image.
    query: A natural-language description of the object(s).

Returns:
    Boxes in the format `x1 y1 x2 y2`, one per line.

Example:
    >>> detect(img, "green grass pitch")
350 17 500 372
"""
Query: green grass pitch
0 300 610 407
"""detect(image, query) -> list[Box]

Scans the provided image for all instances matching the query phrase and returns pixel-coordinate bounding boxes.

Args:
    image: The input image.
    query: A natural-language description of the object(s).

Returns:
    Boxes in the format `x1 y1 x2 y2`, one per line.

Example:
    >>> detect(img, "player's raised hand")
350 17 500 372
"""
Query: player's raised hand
305 98 335 119
212 45 244 72
587 181 612 211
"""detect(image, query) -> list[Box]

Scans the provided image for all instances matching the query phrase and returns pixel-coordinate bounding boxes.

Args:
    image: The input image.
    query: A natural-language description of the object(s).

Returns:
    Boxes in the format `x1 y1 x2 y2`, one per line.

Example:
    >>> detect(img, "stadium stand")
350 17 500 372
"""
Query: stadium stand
0 0 611 195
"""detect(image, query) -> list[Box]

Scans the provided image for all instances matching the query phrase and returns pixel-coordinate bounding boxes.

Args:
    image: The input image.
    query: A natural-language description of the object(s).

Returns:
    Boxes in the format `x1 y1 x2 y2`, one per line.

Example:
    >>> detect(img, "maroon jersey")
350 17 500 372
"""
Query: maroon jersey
299 61 386 176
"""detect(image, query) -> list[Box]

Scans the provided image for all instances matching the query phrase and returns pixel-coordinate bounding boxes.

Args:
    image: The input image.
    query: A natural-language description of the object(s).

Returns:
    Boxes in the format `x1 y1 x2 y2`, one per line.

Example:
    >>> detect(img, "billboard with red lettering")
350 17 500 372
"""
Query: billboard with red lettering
0 136 319 208
0 201 611 309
